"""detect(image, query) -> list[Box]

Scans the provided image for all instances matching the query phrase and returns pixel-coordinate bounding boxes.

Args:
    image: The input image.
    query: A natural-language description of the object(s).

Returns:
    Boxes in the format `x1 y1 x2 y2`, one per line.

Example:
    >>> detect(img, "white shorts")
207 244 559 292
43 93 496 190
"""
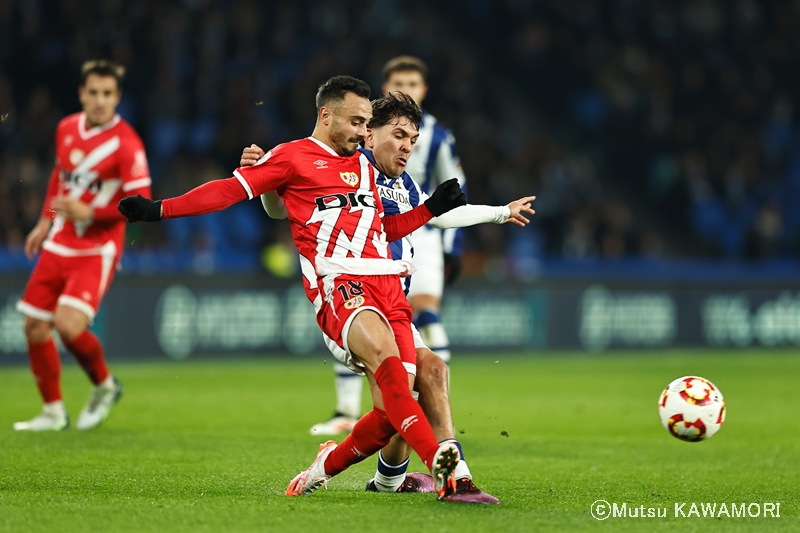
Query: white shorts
406 226 444 299
325 323 426 376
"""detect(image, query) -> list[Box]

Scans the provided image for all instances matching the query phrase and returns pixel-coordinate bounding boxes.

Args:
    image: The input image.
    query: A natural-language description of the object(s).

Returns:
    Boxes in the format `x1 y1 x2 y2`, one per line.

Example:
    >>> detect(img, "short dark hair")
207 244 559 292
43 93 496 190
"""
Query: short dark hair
382 55 428 83
368 92 423 131
315 75 371 111
80 60 125 89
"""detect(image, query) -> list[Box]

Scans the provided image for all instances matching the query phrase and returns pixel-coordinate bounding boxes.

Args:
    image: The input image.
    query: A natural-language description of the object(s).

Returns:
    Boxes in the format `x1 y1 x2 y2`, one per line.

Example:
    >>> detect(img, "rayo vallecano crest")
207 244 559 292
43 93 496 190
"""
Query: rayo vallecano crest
69 148 85 166
340 172 359 187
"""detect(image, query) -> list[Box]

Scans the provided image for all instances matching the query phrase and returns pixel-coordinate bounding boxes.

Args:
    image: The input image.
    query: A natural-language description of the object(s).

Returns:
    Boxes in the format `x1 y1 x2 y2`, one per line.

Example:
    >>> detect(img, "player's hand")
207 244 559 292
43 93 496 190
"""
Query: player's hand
505 195 536 227
444 253 462 285
50 196 93 222
24 218 52 260
118 195 163 222
424 178 467 217
240 144 265 167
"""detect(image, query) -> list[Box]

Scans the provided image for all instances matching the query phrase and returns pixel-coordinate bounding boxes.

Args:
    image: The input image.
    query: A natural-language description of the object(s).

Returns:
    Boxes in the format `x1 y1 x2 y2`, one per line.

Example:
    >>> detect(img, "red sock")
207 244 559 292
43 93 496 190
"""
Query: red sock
374 357 440 470
324 408 395 476
28 338 62 403
62 330 109 385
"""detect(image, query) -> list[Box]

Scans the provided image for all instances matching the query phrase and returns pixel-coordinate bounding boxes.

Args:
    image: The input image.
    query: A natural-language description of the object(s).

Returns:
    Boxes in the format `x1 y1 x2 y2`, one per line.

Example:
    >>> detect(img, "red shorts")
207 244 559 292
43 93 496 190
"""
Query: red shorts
317 274 417 371
17 247 118 323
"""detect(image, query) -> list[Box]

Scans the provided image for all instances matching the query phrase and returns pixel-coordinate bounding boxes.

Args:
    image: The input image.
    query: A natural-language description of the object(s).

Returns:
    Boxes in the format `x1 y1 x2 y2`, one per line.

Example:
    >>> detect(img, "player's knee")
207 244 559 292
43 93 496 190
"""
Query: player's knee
361 331 400 366
424 351 448 385
417 348 448 389
23 317 52 342
53 314 85 342
372 343 399 365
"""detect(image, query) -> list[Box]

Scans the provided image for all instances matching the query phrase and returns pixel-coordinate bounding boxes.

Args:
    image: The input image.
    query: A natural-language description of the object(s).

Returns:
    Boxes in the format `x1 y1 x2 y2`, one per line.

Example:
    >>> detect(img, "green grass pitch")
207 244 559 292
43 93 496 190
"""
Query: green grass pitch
0 350 798 532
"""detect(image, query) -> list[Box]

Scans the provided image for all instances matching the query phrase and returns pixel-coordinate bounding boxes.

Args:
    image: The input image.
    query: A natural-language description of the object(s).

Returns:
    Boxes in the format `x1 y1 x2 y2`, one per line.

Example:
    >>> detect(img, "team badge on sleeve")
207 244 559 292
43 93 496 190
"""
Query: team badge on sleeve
340 172 359 187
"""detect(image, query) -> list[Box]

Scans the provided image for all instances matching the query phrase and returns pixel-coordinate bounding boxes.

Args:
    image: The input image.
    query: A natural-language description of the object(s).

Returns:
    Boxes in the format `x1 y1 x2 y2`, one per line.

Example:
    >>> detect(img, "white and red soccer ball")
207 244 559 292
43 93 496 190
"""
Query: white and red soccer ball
658 376 726 442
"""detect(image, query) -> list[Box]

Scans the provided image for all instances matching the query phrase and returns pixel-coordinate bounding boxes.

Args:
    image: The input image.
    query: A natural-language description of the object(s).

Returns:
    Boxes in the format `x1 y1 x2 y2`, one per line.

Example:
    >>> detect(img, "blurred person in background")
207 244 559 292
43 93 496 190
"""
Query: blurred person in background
14 60 151 431
310 55 468 436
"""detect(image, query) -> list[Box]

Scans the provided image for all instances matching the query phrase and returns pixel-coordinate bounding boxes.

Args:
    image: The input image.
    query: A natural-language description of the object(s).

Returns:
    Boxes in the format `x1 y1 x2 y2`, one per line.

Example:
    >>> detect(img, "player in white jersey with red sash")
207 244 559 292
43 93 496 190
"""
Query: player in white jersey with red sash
15 60 151 432
118 76 469 499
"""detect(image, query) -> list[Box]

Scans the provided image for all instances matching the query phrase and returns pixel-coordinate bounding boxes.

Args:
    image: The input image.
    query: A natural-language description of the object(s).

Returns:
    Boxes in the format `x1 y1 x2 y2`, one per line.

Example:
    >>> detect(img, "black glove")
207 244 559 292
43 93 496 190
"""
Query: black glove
424 178 466 217
118 195 162 222
444 253 462 285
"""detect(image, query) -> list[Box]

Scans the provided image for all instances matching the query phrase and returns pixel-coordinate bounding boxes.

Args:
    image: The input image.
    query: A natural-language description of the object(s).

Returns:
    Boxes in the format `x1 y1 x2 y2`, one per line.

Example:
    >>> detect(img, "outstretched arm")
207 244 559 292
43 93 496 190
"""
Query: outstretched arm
119 177 248 222
162 178 249 219
121 142 291 222
429 195 536 229
383 178 467 241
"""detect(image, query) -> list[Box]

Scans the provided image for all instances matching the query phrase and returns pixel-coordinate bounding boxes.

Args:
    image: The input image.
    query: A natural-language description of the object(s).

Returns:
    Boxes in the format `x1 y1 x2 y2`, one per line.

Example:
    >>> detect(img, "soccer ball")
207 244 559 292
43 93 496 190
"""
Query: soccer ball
658 376 725 442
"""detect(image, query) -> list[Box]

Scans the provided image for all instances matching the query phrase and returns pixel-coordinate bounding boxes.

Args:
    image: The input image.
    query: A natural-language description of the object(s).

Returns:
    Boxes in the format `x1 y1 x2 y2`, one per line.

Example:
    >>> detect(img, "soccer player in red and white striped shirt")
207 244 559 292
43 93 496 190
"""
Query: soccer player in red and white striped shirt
15 60 151 432
119 76 467 498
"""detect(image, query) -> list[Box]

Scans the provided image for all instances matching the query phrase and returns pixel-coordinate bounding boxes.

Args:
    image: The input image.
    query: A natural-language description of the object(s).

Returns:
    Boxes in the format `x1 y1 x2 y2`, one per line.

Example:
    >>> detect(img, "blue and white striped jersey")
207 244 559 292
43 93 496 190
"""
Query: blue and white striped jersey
360 148 426 295
403 111 467 255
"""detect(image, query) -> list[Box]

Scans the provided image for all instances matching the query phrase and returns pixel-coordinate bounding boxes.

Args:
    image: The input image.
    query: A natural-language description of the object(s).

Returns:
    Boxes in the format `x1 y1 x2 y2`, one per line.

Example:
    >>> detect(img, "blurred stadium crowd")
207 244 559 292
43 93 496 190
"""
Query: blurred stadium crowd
2 0 800 276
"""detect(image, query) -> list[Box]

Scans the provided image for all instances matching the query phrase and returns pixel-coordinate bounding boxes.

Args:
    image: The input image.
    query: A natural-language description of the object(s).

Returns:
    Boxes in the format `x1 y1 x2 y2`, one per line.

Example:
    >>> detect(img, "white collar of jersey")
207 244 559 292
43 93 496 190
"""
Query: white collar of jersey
307 136 341 157
79 112 121 140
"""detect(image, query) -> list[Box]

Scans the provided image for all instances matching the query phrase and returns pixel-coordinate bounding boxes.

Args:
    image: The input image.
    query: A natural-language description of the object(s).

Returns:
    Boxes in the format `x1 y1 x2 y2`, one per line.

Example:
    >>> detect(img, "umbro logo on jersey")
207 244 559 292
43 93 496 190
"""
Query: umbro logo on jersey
401 415 418 432
314 159 328 169
340 171 359 187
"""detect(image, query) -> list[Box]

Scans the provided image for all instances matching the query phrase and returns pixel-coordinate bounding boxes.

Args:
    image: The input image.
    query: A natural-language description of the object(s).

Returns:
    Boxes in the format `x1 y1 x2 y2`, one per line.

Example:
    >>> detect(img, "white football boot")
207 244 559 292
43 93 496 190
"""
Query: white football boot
285 440 338 496
76 376 123 430
309 414 358 436
13 405 69 431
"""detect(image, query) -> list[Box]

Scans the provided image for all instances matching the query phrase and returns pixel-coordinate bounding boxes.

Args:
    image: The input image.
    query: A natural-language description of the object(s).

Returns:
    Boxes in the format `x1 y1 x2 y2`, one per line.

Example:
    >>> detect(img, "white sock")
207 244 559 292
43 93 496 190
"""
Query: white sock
98 375 115 390
43 400 66 417
454 459 472 480
373 452 409 492
334 362 362 419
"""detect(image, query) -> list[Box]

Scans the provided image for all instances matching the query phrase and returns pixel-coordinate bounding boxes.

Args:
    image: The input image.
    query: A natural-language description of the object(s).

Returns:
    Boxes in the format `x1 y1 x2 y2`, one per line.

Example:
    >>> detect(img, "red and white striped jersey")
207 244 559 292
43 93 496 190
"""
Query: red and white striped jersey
42 112 151 256
234 137 415 305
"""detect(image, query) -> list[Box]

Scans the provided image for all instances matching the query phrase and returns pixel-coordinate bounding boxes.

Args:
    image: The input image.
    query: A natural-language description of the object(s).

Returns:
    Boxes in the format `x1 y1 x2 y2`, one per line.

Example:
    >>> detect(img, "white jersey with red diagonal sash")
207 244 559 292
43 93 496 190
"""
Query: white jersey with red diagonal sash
42 112 151 257
233 137 414 310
